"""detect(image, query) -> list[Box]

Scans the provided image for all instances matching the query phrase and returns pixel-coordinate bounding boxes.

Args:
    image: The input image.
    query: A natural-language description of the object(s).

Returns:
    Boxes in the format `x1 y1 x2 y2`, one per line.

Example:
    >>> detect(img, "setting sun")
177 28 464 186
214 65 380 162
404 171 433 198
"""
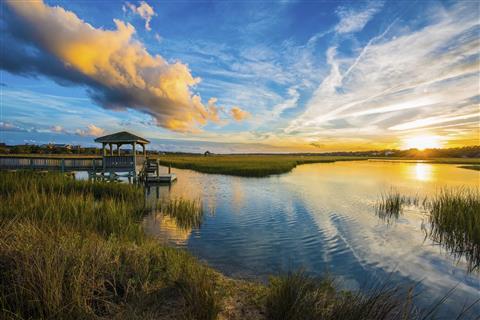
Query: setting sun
402 135 442 150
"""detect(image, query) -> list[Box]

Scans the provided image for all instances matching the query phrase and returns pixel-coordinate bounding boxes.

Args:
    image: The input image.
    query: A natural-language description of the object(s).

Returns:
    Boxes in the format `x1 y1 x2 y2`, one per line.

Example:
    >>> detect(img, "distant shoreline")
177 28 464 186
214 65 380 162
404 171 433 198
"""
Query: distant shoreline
2 153 478 177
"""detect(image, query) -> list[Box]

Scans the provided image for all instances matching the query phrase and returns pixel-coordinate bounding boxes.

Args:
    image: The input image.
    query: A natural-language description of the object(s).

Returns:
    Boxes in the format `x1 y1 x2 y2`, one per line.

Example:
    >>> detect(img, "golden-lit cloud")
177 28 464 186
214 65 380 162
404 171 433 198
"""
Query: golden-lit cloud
3 0 219 133
230 106 251 121
76 124 105 137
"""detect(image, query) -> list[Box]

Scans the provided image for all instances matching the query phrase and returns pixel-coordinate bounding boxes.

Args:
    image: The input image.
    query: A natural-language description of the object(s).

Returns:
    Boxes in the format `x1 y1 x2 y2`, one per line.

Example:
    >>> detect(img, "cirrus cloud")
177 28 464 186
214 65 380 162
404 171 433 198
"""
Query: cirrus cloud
1 0 220 133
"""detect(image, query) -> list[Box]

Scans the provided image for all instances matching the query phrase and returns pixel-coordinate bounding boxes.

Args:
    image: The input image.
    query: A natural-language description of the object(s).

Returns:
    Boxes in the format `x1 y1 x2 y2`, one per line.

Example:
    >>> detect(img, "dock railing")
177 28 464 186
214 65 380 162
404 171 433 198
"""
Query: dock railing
0 156 102 172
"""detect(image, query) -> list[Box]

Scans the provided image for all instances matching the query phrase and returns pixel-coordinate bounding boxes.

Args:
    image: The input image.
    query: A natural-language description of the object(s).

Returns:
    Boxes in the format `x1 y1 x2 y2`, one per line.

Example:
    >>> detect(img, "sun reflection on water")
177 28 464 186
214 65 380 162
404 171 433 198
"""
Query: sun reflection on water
413 163 433 181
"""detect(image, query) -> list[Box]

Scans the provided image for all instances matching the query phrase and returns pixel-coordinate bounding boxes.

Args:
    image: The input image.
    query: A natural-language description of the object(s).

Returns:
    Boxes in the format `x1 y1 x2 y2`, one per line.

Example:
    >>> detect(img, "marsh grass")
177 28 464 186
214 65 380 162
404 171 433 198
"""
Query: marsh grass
458 165 480 171
375 186 480 272
0 172 221 320
265 270 335 320
264 271 479 320
0 172 147 240
157 155 366 177
375 189 423 223
158 197 204 230
426 188 480 272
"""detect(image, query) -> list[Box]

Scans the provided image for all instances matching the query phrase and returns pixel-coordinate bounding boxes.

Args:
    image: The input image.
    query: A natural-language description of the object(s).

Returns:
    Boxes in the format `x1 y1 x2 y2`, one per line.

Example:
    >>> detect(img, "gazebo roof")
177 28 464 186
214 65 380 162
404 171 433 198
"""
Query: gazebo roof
94 131 150 144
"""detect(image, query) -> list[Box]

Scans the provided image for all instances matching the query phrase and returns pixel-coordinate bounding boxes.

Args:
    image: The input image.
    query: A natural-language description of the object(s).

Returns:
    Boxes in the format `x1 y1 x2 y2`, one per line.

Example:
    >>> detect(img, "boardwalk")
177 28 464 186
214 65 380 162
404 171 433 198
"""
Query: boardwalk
0 131 175 183
0 156 102 172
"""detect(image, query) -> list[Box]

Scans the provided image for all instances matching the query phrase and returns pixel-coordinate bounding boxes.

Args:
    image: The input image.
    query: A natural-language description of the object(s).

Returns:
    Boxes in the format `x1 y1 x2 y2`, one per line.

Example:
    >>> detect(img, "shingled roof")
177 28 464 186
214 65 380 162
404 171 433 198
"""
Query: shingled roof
94 131 150 144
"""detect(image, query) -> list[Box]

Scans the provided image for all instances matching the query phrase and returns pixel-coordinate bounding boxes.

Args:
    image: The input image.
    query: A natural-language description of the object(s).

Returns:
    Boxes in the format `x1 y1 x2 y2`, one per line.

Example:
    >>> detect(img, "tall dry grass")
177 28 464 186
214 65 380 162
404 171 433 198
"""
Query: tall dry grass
0 172 221 320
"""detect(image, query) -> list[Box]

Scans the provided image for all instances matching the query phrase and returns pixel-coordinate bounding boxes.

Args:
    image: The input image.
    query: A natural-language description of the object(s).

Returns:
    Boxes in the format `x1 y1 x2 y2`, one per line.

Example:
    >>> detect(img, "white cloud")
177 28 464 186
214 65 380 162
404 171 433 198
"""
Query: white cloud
287 2 479 147
124 1 155 31
335 1 384 34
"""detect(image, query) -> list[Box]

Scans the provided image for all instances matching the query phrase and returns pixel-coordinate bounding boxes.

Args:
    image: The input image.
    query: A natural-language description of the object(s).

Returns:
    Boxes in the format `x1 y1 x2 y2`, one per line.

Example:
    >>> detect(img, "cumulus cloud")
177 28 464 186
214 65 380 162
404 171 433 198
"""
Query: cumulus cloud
1 0 219 133
335 1 383 34
75 124 105 137
230 107 251 121
124 1 155 31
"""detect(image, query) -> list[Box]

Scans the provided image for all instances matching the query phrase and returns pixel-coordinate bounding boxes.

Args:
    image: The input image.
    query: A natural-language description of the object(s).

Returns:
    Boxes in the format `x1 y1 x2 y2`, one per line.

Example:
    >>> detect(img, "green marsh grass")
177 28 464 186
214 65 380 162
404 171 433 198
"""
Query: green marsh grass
375 186 480 272
157 155 366 177
375 189 423 223
458 165 480 171
158 197 204 229
426 188 480 272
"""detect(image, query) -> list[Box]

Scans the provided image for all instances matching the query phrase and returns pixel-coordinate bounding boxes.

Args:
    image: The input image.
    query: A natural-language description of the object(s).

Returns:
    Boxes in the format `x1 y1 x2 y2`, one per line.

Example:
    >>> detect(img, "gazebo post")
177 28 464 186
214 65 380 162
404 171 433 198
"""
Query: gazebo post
117 143 121 156
132 142 137 182
109 143 113 156
142 144 146 156
102 143 106 156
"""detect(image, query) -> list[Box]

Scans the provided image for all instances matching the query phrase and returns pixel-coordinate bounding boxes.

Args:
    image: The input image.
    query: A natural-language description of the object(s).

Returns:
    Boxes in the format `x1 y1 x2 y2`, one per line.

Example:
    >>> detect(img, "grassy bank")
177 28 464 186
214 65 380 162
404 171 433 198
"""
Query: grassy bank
0 172 223 319
155 155 367 177
370 157 480 164
458 165 480 171
1 172 476 319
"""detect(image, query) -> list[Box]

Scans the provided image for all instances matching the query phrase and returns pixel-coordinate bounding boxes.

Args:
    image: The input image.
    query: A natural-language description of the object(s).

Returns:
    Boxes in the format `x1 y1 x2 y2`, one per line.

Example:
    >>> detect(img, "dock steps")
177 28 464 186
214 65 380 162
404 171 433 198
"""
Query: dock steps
141 159 176 184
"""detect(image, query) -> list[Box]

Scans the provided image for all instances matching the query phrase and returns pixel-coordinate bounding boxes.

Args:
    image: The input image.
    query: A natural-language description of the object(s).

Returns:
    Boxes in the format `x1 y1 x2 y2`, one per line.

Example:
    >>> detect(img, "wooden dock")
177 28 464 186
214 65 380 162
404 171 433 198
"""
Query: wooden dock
141 158 176 184
0 155 177 185
0 131 181 184
145 173 177 184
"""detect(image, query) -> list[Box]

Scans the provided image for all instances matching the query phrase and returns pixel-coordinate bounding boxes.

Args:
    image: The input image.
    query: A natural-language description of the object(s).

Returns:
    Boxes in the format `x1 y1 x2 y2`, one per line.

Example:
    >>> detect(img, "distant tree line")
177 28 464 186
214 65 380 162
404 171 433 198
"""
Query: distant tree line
0 143 479 158
316 146 480 158
0 143 101 155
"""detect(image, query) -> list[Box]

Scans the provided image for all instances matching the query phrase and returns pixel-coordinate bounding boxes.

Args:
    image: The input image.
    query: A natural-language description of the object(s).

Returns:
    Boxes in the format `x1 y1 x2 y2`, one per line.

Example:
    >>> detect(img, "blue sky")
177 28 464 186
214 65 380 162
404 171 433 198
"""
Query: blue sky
1 0 479 152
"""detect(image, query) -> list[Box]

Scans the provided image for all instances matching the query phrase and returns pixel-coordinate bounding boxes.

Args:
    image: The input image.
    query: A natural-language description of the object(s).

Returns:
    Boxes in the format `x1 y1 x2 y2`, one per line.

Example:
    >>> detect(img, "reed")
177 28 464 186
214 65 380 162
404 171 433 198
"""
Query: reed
265 270 335 320
426 187 480 272
264 271 478 320
158 197 204 229
375 189 421 222
375 186 480 272
0 172 147 240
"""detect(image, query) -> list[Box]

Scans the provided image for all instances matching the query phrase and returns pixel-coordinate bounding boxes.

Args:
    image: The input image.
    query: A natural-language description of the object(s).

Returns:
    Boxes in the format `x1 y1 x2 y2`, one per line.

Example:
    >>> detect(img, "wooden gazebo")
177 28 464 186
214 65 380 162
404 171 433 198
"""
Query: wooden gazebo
94 131 150 180
95 131 150 156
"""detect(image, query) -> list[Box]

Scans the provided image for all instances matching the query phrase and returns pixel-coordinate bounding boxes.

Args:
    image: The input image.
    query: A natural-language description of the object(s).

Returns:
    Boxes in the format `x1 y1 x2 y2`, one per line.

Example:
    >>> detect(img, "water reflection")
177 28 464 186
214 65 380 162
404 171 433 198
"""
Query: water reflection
412 163 433 181
143 212 192 246
140 161 479 316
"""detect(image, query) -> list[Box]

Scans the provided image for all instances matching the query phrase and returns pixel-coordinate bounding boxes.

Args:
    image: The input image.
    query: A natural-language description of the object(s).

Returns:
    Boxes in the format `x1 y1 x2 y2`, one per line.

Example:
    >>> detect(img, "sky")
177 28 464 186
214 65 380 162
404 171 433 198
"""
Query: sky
0 0 479 153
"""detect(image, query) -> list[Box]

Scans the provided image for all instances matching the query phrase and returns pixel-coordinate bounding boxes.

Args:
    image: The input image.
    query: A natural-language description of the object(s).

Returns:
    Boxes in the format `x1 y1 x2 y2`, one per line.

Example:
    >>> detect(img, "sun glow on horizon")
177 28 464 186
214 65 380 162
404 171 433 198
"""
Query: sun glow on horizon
402 135 443 150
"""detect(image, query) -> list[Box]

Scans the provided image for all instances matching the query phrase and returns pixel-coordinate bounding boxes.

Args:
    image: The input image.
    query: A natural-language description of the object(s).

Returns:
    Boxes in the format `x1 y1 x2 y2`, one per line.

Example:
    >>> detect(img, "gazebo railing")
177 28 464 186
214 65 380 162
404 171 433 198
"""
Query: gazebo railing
103 155 146 170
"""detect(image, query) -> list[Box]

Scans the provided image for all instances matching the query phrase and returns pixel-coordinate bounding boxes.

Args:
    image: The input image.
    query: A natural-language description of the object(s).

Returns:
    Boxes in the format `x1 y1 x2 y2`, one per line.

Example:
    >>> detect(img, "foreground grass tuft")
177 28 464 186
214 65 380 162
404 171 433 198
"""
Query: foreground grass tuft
265 271 335 320
264 271 480 320
426 188 480 272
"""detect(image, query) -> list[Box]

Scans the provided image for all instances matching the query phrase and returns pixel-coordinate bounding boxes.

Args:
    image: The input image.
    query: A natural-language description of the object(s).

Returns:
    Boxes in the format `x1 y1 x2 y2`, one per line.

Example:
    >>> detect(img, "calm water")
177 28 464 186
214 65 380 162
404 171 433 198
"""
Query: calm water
141 161 479 317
